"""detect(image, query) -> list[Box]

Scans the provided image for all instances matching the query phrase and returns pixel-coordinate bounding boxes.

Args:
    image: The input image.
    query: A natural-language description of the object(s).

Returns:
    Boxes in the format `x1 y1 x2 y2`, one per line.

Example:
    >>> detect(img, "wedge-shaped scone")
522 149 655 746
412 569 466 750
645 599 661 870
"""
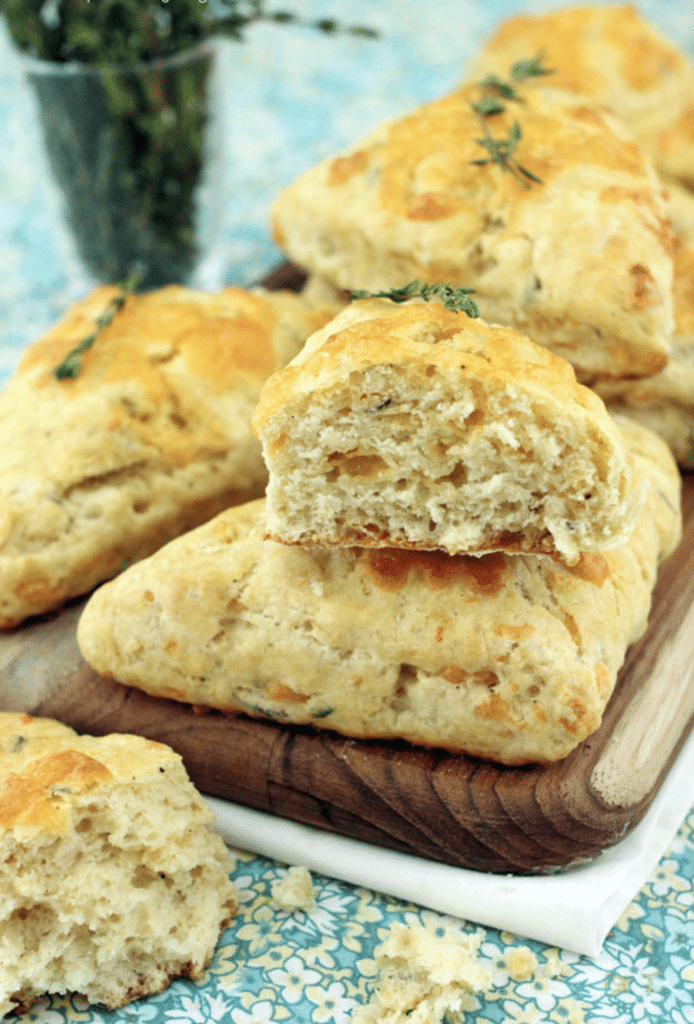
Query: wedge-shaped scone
0 283 339 628
77 418 681 766
463 3 694 191
270 81 674 382
595 238 694 468
0 712 237 1018
252 298 644 564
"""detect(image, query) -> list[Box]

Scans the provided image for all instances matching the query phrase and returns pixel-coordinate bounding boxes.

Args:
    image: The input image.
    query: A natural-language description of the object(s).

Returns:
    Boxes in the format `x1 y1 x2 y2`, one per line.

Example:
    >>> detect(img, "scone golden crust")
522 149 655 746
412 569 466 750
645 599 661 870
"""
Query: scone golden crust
76 419 682 766
595 239 694 468
463 4 694 189
252 298 644 564
270 81 674 382
0 713 237 1018
0 283 337 628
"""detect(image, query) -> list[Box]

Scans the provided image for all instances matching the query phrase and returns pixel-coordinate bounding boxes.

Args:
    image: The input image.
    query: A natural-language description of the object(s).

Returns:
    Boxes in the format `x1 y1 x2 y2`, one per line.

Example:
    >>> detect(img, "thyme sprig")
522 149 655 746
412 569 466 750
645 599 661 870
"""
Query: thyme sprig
54 267 142 380
471 51 554 113
1 0 377 64
469 52 553 187
470 117 543 186
351 280 479 317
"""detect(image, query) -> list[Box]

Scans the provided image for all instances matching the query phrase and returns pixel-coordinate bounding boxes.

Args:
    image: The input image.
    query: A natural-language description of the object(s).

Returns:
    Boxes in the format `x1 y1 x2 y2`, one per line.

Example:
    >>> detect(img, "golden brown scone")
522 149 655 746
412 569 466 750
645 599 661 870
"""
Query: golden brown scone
464 3 694 189
76 418 682 766
270 80 674 383
595 238 694 468
0 283 338 629
252 298 644 564
0 712 237 1018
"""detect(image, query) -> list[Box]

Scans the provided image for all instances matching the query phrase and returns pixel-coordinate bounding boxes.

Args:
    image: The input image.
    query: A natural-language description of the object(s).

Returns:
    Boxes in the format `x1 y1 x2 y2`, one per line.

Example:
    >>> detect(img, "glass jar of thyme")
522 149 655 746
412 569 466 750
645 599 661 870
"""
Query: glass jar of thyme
20 39 226 290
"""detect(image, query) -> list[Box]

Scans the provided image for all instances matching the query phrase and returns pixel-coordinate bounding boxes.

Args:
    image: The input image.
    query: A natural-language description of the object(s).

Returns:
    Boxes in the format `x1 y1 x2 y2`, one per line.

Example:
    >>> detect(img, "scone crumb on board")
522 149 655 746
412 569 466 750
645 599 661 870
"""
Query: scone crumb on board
350 920 492 1023
271 865 316 911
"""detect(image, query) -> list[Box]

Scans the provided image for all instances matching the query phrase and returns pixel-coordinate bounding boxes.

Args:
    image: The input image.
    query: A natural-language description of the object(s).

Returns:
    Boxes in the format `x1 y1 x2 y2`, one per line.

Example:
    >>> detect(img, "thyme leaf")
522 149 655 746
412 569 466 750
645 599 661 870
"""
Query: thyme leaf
477 74 520 101
471 94 507 116
351 280 479 317
510 52 554 81
53 266 143 380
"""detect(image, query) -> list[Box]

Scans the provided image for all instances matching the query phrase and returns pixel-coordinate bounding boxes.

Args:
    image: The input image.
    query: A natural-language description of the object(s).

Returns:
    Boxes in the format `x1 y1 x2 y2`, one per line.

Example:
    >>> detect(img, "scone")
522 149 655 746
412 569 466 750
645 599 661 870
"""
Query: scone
0 712 237 1017
252 298 644 564
595 238 694 468
76 418 682 766
463 3 694 190
0 283 339 628
270 80 674 383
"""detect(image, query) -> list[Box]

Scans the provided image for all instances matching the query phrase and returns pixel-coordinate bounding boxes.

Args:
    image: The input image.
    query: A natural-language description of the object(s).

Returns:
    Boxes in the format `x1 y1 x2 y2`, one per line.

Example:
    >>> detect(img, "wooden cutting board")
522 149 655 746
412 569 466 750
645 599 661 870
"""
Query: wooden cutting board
1 475 693 876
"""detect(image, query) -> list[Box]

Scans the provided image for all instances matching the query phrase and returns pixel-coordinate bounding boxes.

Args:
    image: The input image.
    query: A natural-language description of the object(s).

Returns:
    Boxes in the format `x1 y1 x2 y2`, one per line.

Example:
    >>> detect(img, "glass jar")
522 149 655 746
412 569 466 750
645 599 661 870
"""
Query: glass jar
20 40 226 290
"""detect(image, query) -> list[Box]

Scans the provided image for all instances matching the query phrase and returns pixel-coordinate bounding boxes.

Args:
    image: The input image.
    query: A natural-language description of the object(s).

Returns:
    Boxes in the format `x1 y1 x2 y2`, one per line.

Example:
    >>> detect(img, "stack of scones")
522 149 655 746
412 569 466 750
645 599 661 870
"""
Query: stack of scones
77 4 689 767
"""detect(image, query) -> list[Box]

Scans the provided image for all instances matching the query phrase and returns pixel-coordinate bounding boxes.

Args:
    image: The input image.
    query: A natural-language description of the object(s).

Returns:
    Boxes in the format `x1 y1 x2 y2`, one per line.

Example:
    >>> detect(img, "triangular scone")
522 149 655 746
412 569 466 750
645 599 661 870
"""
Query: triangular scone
252 298 644 564
270 82 674 383
595 238 694 468
0 284 340 628
76 419 681 766
463 3 694 191
0 713 237 1017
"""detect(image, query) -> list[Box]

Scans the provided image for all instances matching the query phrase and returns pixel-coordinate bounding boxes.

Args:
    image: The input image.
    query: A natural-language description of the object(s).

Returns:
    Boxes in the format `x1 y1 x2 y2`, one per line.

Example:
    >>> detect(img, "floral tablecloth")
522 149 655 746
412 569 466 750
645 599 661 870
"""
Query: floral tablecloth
2 1 694 1021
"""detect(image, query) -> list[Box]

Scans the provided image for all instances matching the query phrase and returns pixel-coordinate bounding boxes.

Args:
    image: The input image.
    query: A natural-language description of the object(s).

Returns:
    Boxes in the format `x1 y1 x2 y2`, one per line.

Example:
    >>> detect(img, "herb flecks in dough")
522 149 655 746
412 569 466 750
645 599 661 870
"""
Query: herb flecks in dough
351 280 479 317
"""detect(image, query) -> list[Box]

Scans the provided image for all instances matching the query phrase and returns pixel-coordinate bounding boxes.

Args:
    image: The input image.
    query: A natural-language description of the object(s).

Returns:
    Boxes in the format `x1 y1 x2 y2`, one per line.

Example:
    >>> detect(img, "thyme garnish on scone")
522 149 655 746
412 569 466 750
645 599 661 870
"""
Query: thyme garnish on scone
470 118 542 186
351 280 479 317
53 268 142 380
470 52 553 187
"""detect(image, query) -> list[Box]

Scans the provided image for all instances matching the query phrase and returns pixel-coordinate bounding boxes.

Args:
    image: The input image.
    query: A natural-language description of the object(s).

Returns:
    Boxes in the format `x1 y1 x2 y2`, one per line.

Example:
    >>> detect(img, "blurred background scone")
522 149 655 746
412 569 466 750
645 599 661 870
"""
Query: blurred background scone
594 237 694 469
0 713 237 1018
270 79 674 383
462 3 694 192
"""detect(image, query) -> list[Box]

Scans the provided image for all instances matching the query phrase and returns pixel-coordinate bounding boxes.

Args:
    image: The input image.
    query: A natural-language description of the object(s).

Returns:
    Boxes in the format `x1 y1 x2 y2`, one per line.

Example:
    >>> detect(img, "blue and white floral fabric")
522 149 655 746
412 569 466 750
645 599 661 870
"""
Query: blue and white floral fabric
16 810 694 1023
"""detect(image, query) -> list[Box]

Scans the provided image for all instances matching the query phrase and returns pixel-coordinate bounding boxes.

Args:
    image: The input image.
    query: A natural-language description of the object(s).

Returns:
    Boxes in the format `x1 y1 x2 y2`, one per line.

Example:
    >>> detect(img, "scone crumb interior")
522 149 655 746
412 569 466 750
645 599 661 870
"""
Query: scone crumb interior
0 713 237 1017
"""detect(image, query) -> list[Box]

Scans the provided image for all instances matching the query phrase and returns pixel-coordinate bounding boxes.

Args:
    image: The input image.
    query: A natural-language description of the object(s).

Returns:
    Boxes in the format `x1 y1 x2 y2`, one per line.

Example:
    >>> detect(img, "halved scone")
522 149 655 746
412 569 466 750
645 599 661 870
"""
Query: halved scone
252 298 644 564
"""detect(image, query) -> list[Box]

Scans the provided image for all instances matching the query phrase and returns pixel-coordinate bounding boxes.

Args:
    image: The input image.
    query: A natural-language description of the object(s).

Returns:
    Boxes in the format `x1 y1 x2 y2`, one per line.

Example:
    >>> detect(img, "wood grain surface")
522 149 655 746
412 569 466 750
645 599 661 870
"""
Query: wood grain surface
1 476 692 875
